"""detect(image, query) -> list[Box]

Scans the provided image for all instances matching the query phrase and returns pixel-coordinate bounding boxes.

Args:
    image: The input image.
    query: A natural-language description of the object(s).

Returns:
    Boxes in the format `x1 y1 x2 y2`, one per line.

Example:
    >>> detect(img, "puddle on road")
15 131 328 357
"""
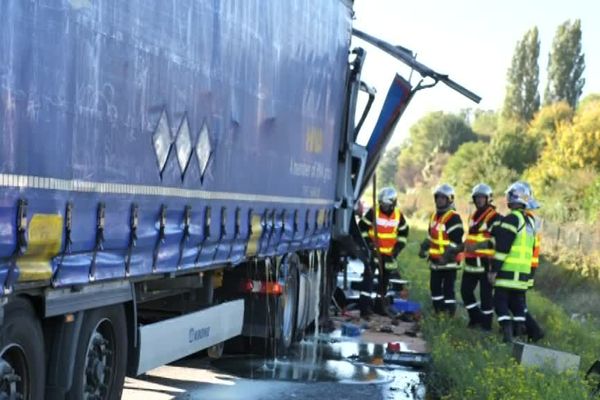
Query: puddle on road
212 355 390 384
211 336 427 395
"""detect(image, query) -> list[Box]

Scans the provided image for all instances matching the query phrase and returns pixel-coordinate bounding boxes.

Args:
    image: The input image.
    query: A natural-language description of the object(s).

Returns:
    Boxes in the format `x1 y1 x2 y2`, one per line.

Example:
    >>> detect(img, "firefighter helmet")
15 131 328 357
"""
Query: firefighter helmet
505 181 531 207
433 183 455 203
471 183 493 199
378 187 398 206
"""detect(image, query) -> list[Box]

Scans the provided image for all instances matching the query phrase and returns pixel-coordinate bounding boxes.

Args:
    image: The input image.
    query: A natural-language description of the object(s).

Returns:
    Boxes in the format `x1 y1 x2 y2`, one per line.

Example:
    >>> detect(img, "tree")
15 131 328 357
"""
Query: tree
442 142 489 196
551 99 600 170
502 27 540 122
525 97 600 221
489 120 538 174
528 101 573 139
527 101 573 157
377 146 401 189
471 109 499 138
442 141 518 198
408 111 477 163
578 93 600 112
544 19 585 108
396 149 423 190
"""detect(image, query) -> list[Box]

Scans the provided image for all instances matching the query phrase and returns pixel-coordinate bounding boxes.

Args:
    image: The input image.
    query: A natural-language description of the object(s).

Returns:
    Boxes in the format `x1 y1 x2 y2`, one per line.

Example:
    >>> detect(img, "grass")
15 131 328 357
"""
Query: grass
396 221 600 399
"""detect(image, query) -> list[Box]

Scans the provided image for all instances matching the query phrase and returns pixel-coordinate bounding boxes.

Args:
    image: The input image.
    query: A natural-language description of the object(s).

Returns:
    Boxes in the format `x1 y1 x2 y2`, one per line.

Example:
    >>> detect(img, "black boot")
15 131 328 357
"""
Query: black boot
513 321 526 339
359 295 373 319
480 313 493 332
500 321 513 343
374 297 386 316
432 299 444 314
525 313 545 343
467 307 482 328
445 302 457 318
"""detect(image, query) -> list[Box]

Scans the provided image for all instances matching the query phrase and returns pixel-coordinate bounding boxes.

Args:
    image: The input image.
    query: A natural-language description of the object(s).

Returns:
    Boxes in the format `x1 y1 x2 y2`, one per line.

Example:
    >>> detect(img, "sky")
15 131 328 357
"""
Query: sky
351 0 600 146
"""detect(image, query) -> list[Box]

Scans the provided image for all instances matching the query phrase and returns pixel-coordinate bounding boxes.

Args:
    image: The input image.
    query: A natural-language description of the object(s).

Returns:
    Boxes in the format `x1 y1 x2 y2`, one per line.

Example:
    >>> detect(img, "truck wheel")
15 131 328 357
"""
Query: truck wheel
277 254 299 353
0 297 45 400
67 305 127 400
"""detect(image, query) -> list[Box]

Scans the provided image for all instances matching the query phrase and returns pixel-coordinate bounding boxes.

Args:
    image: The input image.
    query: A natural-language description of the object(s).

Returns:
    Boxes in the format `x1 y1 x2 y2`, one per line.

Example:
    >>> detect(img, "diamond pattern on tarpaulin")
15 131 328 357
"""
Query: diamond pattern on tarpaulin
175 114 193 177
152 110 173 175
196 120 213 179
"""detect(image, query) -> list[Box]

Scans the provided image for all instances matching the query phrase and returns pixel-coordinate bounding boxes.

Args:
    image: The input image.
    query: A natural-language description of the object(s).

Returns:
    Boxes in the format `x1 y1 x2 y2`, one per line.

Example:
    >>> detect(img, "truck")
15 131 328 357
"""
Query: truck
0 1 479 398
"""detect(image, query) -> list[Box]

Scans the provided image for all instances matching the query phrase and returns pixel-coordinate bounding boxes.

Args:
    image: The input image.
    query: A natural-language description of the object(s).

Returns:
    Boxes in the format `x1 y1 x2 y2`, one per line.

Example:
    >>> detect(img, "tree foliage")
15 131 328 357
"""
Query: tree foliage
489 120 538 174
442 142 489 195
471 110 499 138
502 27 540 122
528 101 574 140
442 141 518 198
408 111 477 162
376 146 401 189
544 19 585 107
525 96 600 221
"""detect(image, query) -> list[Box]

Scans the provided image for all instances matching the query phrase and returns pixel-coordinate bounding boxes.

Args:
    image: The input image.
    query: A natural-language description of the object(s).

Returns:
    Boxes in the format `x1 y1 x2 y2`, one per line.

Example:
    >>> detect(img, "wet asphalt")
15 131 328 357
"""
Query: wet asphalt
122 336 426 400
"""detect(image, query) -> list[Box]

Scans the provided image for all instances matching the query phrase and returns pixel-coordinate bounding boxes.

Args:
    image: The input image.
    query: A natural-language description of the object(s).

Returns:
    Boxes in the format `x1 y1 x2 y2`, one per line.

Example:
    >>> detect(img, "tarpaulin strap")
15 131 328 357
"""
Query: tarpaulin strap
125 203 139 275
89 202 105 280
4 199 28 293
152 204 167 271
178 205 192 268
57 201 73 280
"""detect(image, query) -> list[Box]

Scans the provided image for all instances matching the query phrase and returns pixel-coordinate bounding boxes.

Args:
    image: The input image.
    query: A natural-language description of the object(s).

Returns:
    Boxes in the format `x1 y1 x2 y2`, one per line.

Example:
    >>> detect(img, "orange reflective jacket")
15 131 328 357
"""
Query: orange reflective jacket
428 210 460 265
368 207 401 256
464 207 498 260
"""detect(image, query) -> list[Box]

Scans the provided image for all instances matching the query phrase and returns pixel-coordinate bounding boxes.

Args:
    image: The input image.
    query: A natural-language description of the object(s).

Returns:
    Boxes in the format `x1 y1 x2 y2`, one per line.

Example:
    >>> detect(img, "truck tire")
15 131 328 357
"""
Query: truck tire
277 254 299 353
0 297 45 400
67 305 127 400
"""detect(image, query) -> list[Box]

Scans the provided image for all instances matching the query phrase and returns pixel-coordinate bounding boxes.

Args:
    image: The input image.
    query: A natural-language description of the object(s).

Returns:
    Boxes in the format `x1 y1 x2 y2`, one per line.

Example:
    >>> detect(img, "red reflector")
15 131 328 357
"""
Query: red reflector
240 280 283 295
242 280 254 292
387 342 401 353
269 282 283 295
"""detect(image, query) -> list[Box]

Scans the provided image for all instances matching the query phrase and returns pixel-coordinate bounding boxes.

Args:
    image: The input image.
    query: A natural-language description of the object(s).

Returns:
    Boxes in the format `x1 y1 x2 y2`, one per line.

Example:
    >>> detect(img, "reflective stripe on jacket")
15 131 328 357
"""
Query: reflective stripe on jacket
428 210 461 269
464 206 498 273
368 207 401 256
493 211 534 291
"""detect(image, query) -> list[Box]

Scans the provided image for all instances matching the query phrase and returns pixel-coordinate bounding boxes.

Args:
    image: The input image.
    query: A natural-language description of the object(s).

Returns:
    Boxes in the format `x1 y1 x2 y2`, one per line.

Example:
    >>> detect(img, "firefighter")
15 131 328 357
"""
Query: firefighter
489 182 535 343
358 187 409 318
419 184 464 316
521 182 545 342
461 183 501 331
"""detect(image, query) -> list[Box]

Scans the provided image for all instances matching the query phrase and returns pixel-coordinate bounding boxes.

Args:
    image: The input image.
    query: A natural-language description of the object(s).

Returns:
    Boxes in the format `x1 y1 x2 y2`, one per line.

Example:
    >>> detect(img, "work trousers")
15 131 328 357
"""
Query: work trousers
430 269 457 315
494 287 526 324
461 271 494 329
359 258 396 314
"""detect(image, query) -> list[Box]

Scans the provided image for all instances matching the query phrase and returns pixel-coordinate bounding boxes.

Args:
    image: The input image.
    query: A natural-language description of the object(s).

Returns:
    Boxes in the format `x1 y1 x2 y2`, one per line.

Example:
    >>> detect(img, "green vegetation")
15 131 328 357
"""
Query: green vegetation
369 16 599 400
544 20 586 107
397 225 600 399
377 18 598 225
502 27 540 122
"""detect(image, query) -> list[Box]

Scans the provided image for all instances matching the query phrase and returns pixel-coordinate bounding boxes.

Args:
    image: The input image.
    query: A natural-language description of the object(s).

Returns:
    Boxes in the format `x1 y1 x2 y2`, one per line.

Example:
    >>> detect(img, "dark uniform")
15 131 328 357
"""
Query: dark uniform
491 209 535 342
461 205 501 330
358 206 409 315
523 210 544 342
426 209 464 315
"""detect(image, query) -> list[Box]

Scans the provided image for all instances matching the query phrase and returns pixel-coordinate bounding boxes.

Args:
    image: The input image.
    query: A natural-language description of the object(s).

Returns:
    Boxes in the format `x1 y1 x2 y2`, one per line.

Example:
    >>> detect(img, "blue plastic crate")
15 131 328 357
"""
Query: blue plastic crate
341 323 361 337
392 299 421 313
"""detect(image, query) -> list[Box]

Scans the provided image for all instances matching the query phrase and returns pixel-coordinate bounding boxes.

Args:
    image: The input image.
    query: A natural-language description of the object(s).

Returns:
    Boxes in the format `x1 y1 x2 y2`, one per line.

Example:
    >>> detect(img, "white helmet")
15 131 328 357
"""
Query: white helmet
378 187 398 206
516 181 540 210
433 183 455 203
505 181 531 207
471 183 493 199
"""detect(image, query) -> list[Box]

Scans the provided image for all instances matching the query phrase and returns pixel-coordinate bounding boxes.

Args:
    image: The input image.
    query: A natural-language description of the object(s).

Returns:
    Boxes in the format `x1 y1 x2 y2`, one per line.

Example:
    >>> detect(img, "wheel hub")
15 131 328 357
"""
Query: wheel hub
0 349 26 400
83 325 114 400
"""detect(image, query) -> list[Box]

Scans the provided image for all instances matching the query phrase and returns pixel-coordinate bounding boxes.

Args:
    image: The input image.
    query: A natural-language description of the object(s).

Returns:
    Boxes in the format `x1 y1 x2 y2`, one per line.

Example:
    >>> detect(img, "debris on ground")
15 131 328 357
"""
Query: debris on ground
329 311 426 353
